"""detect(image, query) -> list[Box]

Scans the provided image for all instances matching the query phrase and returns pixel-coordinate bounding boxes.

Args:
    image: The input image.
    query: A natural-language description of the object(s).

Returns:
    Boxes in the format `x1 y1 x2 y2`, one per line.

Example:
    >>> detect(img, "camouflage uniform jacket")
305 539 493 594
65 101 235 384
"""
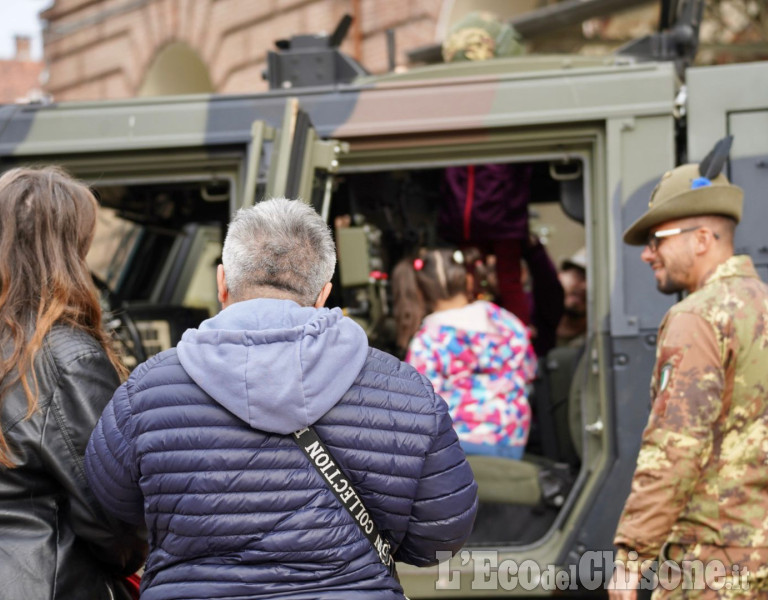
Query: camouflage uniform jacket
615 255 768 570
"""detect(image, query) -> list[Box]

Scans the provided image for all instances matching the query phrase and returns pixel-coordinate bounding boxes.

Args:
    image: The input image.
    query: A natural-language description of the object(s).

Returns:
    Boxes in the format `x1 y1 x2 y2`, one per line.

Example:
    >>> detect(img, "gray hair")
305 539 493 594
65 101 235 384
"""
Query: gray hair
221 198 336 305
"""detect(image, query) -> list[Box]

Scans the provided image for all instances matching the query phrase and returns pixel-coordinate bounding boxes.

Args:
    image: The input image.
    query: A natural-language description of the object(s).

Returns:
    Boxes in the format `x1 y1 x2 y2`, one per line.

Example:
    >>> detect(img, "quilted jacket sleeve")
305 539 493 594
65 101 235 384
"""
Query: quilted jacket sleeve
396 377 478 566
85 378 146 527
42 341 146 575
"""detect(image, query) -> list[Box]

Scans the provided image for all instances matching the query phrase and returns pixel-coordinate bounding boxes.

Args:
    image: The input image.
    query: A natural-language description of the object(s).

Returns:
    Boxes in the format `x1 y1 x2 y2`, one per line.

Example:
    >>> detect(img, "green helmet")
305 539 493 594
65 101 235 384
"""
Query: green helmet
442 11 524 63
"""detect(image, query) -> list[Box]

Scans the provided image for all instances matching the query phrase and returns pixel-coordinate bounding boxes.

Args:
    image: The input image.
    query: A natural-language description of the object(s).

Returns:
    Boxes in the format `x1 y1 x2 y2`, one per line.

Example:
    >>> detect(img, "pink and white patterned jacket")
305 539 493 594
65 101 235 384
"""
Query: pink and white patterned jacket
406 300 537 455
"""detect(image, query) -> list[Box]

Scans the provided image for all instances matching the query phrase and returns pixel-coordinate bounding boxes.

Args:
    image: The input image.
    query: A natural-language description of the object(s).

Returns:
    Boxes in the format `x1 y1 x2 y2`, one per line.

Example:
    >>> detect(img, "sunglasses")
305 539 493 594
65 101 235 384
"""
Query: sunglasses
645 226 719 252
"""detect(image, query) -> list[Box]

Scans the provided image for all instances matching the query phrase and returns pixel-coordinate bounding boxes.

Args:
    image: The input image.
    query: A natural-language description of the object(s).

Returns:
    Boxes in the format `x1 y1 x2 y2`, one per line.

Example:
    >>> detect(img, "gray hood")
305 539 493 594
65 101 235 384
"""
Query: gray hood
176 298 369 434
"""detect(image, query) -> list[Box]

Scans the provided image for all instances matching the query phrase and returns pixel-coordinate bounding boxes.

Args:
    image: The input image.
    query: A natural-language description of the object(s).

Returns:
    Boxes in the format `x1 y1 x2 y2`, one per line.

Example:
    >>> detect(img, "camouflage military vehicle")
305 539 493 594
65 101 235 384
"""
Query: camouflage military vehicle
0 5 766 597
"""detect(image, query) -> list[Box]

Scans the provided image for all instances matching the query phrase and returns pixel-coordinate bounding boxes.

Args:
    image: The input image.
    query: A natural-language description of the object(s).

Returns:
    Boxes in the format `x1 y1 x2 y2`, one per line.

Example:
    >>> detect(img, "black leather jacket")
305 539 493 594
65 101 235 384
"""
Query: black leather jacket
0 325 147 599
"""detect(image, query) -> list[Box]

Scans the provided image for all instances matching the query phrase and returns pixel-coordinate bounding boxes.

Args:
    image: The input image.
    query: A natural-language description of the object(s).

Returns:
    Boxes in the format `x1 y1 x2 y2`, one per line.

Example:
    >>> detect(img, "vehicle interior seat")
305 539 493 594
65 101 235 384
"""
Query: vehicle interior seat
545 344 586 466
468 343 586 508
467 454 542 505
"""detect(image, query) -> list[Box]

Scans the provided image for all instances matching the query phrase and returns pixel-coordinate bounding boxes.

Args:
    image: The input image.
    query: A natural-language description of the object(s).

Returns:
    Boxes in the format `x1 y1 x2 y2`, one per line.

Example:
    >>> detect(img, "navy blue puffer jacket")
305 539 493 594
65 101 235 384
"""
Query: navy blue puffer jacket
85 299 478 600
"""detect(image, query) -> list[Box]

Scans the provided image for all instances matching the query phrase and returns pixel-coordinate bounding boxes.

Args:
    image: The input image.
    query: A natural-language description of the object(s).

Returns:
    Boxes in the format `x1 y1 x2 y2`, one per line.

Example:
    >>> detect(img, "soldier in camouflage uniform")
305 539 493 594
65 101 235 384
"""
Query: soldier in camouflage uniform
609 152 768 599
441 11 524 63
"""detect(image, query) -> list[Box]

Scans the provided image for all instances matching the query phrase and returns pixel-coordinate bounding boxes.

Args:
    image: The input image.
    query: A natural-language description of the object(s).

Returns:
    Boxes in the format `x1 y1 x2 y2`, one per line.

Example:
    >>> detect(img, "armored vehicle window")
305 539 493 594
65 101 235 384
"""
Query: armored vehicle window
89 181 228 302
86 179 230 367
88 207 141 291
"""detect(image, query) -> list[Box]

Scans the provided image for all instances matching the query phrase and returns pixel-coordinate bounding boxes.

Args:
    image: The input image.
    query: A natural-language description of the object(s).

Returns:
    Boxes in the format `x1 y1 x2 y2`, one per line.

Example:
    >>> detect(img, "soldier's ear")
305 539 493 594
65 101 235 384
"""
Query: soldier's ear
693 227 716 255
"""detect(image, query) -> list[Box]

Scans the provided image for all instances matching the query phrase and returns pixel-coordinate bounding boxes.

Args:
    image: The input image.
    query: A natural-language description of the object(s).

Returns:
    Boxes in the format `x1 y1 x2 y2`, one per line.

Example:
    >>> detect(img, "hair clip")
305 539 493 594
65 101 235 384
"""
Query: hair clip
413 258 424 271
452 250 464 264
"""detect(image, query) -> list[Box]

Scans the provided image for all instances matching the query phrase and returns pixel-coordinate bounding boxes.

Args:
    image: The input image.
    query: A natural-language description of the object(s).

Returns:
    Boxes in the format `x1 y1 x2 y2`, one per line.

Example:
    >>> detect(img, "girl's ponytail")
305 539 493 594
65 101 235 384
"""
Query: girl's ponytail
392 256 426 351
391 248 470 351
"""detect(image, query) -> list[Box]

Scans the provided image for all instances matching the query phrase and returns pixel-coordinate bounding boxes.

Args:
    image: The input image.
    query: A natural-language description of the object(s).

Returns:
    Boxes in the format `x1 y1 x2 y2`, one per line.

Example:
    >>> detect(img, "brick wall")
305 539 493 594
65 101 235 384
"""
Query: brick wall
40 0 768 102
42 0 444 101
0 36 45 103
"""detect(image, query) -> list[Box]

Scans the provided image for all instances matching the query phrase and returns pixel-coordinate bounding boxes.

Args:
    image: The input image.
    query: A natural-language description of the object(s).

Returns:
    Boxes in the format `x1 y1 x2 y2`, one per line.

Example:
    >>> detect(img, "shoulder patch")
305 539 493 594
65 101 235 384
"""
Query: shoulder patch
659 363 673 392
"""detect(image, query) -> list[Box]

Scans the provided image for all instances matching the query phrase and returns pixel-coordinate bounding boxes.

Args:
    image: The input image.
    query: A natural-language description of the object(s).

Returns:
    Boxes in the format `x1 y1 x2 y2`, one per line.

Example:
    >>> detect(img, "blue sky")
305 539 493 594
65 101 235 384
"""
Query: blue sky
0 0 51 60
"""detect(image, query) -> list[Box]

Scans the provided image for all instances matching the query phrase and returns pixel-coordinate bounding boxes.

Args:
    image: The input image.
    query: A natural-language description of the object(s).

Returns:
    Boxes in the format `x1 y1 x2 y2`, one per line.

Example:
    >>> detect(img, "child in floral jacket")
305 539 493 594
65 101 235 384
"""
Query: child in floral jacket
393 248 537 458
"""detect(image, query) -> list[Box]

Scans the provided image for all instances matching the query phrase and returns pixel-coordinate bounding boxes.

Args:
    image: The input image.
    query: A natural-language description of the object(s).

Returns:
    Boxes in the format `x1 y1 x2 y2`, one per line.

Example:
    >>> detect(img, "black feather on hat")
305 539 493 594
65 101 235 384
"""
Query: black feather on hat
697 135 733 182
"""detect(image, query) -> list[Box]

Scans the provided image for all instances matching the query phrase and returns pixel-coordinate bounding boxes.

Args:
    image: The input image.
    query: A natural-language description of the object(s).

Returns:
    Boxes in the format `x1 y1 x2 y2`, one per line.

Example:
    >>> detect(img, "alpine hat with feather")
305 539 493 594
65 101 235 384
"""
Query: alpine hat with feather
623 136 743 245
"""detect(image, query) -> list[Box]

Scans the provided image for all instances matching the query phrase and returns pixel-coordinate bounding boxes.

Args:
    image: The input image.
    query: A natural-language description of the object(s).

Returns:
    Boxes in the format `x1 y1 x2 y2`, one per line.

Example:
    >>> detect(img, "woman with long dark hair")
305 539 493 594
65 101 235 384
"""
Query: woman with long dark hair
0 167 146 598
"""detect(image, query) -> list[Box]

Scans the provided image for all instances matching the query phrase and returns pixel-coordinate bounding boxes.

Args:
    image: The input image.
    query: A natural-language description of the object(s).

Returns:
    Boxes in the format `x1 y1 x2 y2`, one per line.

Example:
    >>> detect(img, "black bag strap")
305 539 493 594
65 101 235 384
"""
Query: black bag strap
292 427 397 578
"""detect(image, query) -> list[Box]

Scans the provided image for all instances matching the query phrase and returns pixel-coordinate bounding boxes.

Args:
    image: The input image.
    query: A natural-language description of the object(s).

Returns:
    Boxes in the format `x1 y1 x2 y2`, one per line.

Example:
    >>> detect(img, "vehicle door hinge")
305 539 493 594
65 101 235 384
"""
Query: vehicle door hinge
312 139 349 173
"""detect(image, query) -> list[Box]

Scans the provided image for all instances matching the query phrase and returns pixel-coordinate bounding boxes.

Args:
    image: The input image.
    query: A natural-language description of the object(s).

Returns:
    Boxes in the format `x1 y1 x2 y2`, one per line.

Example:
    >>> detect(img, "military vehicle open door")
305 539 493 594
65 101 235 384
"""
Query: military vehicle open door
267 97 347 218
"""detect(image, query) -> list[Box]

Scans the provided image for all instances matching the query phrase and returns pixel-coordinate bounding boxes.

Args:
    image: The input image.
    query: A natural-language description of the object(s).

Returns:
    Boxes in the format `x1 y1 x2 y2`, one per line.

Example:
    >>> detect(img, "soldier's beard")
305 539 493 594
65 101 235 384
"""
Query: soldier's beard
652 248 693 295
656 277 686 295
654 260 690 295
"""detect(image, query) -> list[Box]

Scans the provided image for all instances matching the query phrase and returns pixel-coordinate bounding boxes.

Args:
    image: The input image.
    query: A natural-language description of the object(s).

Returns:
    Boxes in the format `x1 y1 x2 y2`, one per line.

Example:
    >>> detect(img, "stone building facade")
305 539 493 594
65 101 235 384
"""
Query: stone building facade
39 0 768 102
41 0 450 101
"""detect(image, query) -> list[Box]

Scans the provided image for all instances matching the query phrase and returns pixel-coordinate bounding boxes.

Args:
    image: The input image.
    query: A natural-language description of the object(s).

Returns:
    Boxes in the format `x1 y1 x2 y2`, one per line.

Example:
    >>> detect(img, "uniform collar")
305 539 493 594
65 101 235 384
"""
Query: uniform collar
702 254 759 288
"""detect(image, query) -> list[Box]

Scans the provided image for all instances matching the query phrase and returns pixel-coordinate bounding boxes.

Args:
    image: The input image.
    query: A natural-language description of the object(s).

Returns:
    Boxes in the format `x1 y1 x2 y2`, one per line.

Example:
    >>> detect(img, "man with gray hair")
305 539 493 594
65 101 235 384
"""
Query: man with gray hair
220 198 337 306
85 197 479 600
